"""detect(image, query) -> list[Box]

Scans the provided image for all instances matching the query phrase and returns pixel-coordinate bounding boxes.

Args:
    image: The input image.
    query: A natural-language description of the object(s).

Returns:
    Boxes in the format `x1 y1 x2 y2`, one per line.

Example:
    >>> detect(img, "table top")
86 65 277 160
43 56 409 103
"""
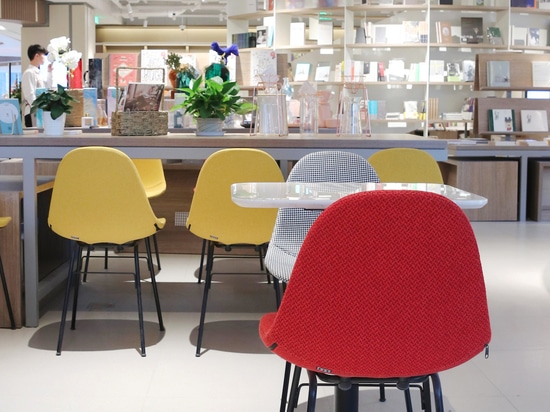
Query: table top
231 182 488 210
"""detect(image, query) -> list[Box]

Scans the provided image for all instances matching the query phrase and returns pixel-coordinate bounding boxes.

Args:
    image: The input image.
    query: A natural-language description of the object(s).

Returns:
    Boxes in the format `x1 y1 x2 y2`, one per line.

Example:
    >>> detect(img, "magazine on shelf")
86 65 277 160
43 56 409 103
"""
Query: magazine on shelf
121 83 164 112
314 63 331 82
436 21 453 43
446 62 462 82
486 27 503 45
294 63 311 82
532 61 550 87
487 60 510 87
462 60 476 82
489 109 515 132
521 110 549 132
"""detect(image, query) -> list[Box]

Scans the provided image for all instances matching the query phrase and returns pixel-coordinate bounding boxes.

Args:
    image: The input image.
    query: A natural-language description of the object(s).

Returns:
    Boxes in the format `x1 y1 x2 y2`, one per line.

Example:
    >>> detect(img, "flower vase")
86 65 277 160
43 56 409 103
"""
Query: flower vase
42 112 66 136
195 118 224 136
168 70 178 88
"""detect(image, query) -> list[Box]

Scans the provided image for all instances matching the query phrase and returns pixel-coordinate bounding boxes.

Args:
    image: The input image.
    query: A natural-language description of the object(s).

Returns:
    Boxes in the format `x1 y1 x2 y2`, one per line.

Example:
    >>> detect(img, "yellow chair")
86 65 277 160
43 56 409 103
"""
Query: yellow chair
187 148 284 357
0 216 15 329
368 148 444 183
48 147 166 357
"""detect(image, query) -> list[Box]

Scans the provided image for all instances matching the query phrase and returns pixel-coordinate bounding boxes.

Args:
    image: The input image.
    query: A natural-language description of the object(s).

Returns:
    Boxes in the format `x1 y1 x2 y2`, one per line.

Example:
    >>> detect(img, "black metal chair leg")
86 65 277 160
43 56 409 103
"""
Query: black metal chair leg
196 240 214 357
152 233 161 270
82 246 91 283
430 373 444 412
404 388 413 412
306 370 318 412
287 365 303 411
0 255 15 329
421 377 432 412
198 239 206 283
279 361 292 412
57 242 79 356
70 244 83 330
145 237 164 331
133 243 146 357
104 247 109 269
379 383 386 402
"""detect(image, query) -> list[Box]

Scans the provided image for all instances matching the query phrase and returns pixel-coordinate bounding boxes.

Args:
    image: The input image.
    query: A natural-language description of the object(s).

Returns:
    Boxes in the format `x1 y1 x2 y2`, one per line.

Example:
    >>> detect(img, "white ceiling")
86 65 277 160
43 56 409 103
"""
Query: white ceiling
1 0 236 60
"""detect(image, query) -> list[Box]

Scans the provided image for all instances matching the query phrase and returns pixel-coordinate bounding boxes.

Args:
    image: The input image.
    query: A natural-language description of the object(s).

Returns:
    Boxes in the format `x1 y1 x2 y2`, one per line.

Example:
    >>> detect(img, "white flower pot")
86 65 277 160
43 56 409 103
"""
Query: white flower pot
42 112 66 136
195 118 224 136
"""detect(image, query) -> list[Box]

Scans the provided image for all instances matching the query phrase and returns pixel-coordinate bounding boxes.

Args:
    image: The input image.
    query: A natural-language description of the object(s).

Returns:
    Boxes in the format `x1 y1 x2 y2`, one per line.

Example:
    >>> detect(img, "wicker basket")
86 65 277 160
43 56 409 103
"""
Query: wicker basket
110 66 168 136
111 111 168 136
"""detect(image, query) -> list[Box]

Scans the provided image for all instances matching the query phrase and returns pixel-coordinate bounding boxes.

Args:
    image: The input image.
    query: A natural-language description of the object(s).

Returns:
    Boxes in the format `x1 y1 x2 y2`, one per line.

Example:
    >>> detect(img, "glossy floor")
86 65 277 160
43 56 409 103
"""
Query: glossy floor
0 221 549 412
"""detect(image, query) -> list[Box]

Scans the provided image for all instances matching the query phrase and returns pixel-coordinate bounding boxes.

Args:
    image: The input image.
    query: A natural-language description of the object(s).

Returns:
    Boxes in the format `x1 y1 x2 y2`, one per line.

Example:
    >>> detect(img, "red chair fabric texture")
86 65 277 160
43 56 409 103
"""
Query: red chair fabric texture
259 190 491 379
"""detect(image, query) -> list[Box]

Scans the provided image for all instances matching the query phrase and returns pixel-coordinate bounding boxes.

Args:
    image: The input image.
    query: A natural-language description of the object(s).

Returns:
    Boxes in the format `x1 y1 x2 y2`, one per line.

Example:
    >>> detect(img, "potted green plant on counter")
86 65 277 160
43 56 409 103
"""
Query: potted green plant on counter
30 85 77 136
172 76 254 136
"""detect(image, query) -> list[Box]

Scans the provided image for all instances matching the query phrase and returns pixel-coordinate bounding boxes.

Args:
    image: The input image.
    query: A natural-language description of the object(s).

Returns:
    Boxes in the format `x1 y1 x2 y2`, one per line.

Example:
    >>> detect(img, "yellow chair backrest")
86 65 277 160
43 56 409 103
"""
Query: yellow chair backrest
0 217 11 229
132 159 166 198
187 148 284 246
48 147 165 245
368 148 444 184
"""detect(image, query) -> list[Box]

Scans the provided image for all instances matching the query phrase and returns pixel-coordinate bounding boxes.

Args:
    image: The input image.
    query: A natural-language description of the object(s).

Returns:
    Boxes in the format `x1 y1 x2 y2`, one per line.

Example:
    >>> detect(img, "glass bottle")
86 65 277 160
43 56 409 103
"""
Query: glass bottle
96 99 108 127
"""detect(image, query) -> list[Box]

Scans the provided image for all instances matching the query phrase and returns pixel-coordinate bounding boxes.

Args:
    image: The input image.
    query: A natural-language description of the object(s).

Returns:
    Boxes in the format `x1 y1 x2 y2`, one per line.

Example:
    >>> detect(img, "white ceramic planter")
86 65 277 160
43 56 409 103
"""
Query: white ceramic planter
195 117 224 136
42 112 66 136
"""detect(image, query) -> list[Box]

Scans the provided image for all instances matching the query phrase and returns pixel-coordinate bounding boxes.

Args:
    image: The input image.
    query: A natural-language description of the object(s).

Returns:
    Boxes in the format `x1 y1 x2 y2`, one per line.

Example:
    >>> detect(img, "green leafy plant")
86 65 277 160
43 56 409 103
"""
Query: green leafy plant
165 52 182 71
172 76 255 119
30 85 77 120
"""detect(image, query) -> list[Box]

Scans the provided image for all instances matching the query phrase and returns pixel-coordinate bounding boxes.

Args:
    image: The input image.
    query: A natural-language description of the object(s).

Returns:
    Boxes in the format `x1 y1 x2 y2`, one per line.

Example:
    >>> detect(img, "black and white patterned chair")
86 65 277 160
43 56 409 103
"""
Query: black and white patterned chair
265 150 380 283
264 151 380 412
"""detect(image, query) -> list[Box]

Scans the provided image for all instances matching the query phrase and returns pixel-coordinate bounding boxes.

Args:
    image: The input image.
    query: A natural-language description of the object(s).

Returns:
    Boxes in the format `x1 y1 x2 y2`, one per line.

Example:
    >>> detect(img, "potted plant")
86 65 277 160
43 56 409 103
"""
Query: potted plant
172 76 255 136
30 85 77 135
165 52 182 88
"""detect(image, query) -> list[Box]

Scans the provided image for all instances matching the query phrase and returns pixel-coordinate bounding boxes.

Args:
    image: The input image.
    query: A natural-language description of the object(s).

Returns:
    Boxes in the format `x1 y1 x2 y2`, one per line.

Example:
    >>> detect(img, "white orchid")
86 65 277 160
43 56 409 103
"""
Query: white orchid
46 36 81 70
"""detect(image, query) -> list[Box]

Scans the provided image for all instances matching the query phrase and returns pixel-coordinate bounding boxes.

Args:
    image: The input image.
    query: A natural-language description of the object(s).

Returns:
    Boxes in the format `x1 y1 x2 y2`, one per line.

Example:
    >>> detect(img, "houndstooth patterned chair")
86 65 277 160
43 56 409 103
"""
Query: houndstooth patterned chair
265 151 380 284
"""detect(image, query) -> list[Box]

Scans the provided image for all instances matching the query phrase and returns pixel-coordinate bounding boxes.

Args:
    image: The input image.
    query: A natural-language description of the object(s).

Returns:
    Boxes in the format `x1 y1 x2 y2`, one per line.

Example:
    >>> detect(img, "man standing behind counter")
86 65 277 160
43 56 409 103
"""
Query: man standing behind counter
21 44 52 127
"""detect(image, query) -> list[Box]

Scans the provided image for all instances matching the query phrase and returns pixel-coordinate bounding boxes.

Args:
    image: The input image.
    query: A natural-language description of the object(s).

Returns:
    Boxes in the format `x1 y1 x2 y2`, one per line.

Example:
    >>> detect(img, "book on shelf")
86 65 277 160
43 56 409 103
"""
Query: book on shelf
363 61 378 82
487 60 511 87
0 99 23 135
439 0 453 4
374 25 387 44
429 60 445 82
402 21 420 43
250 49 278 85
512 26 527 46
510 0 527 6
256 26 268 48
355 26 367 44
435 21 453 43
368 100 378 120
521 110 549 132
290 22 306 46
460 17 483 44
108 53 139 87
446 62 462 82
489 109 515 132
529 28 541 46
428 98 439 121
285 0 304 8
532 61 550 87
462 60 476 82
388 59 406 82
403 101 419 119
140 50 168 84
378 62 385 81
486 27 503 45
419 21 429 44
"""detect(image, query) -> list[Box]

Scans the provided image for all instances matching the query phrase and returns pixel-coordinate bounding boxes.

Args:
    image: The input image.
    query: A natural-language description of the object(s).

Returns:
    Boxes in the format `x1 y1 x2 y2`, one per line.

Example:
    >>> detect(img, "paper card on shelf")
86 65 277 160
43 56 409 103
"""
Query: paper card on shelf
521 110 549 132
294 62 311 82
108 53 139 87
487 60 510 87
388 59 406 81
140 49 168 84
373 25 387 44
489 109 515 132
385 25 404 44
486 27 503 45
512 26 527 46
314 63 331 82
462 60 475 82
250 49 278 85
446 62 462 82
309 17 319 40
290 22 306 46
122 83 164 112
532 61 550 87
528 28 541 46
83 88 98 121
402 21 420 43
0 99 23 135
317 21 333 46
363 61 378 82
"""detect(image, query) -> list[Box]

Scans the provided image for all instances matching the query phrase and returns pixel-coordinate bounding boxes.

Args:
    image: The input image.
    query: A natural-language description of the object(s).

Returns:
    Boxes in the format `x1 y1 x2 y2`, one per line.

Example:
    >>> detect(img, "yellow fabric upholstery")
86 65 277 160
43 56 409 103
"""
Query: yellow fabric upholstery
132 159 166 199
48 147 166 245
187 148 284 246
368 148 444 184
0 217 11 229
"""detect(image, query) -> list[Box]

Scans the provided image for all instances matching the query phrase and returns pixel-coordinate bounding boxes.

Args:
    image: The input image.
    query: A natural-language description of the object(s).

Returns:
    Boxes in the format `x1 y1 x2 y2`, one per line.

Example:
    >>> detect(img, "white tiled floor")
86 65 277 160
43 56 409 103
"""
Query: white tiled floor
1 221 550 411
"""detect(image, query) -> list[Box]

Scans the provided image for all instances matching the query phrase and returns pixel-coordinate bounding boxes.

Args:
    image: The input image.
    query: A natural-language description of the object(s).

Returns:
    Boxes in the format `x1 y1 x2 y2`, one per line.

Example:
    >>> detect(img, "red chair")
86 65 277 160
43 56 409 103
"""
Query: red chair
259 190 491 412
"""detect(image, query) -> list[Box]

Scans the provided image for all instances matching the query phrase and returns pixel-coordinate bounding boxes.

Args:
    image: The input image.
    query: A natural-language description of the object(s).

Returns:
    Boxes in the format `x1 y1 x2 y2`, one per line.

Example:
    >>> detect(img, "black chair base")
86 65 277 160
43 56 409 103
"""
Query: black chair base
57 238 164 357
0 255 16 329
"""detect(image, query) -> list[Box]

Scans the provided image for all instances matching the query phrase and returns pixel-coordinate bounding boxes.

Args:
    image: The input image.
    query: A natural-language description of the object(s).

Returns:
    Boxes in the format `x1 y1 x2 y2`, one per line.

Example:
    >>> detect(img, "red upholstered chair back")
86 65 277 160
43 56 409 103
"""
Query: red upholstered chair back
260 190 491 378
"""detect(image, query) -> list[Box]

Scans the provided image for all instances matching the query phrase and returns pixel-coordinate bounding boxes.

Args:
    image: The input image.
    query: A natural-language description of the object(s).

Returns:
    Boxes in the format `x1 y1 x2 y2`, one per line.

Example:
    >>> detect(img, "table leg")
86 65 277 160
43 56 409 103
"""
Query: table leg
335 384 359 412
23 157 39 327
